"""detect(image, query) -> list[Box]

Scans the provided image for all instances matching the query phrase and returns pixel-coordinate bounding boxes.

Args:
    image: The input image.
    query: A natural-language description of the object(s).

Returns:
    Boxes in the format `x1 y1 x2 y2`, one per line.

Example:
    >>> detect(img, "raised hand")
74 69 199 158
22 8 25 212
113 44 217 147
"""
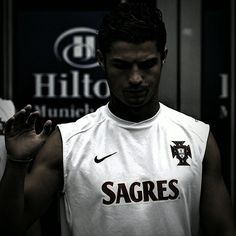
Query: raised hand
4 104 52 160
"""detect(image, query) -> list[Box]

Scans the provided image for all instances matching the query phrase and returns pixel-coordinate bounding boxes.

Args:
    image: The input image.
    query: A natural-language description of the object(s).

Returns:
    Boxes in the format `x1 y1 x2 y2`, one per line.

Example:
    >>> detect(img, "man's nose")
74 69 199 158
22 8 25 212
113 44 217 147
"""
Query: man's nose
129 64 143 85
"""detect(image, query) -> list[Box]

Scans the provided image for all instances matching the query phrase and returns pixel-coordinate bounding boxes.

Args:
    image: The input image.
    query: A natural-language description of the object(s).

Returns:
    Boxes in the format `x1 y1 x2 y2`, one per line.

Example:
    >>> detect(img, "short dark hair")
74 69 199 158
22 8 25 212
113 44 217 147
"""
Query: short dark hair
97 2 167 58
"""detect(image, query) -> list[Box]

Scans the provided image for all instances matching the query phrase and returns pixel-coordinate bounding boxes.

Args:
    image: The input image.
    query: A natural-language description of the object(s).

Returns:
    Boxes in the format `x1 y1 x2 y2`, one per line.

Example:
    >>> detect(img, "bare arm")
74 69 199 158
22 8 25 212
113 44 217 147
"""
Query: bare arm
200 132 236 236
0 105 63 234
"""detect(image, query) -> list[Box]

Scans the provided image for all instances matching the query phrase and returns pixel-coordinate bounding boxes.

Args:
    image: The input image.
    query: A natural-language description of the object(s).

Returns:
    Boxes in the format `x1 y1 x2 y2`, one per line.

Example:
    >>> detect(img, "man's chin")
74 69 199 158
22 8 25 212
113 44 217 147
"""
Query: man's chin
124 99 147 108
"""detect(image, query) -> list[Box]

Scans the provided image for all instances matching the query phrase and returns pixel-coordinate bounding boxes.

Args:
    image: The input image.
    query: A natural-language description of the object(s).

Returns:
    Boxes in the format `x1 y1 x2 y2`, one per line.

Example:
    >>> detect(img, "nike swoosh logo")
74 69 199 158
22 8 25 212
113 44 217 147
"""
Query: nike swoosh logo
94 152 117 163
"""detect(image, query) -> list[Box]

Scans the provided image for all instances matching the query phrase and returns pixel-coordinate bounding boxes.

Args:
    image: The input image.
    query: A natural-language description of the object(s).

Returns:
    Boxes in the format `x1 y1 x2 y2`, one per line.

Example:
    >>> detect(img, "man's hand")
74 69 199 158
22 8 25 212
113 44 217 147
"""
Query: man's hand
4 104 52 160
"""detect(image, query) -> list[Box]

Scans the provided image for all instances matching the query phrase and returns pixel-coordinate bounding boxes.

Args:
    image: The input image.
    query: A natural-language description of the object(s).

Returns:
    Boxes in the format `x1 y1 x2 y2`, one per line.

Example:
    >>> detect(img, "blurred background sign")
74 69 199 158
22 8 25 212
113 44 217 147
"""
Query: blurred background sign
13 9 110 129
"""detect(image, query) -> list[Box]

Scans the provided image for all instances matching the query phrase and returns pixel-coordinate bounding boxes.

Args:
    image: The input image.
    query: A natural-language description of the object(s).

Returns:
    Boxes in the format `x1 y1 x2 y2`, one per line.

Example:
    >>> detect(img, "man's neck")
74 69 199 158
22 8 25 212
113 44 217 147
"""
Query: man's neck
108 99 160 122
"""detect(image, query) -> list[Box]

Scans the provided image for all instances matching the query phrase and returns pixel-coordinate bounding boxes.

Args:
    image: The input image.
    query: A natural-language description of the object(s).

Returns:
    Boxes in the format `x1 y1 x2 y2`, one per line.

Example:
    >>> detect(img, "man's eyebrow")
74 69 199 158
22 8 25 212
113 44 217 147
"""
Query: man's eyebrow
110 58 129 63
139 57 159 64
110 57 159 63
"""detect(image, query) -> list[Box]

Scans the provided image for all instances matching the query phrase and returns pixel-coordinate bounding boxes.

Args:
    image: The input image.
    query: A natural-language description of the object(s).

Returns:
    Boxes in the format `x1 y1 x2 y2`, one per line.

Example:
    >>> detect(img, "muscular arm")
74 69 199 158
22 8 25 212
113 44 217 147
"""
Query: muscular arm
24 128 63 229
200 132 236 235
0 106 63 234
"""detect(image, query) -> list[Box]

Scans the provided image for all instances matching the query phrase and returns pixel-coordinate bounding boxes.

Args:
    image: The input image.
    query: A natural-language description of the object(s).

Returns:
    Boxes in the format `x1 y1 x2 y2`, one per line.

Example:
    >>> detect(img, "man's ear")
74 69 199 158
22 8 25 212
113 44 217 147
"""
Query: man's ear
96 49 105 70
162 48 168 65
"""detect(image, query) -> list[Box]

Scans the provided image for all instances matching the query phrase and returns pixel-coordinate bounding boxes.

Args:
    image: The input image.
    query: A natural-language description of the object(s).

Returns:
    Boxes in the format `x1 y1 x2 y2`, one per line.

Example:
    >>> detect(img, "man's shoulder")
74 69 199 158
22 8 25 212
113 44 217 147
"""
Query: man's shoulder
57 105 106 140
160 103 206 125
31 128 63 177
160 103 209 137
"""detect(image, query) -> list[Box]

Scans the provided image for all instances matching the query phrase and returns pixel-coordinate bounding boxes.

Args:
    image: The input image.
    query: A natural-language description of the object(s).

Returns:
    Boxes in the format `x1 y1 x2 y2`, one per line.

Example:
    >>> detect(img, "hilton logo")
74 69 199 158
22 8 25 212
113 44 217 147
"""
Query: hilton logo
54 27 99 69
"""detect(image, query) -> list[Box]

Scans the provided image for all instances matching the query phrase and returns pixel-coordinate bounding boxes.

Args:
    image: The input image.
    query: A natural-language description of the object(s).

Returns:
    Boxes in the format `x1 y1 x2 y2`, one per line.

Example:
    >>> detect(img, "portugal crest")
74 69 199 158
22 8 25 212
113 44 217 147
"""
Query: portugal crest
171 141 192 166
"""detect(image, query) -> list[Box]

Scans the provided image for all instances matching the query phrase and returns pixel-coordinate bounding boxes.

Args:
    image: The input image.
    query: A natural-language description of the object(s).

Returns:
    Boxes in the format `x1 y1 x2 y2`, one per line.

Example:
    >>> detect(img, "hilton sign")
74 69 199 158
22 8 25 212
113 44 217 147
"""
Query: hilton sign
32 26 109 122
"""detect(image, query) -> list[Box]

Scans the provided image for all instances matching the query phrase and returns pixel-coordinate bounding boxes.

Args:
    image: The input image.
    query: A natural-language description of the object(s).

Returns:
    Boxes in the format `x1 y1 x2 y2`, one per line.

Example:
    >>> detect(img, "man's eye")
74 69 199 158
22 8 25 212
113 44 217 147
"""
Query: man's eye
139 60 158 70
113 63 131 70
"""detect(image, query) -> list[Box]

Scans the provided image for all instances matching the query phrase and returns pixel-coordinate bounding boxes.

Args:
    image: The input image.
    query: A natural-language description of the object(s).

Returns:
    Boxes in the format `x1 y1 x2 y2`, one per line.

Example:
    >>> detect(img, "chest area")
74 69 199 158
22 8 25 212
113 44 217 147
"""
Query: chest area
69 124 199 173
65 125 202 206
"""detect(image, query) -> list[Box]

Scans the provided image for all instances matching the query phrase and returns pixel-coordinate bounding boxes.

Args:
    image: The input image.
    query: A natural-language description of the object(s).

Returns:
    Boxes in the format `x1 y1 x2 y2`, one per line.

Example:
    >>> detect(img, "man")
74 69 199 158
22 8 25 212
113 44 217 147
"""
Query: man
0 2 235 236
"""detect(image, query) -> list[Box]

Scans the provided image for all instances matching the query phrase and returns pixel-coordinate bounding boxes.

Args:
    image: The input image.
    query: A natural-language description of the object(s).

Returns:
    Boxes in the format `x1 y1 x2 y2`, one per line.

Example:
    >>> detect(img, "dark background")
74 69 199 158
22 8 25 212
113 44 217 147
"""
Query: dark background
0 0 235 235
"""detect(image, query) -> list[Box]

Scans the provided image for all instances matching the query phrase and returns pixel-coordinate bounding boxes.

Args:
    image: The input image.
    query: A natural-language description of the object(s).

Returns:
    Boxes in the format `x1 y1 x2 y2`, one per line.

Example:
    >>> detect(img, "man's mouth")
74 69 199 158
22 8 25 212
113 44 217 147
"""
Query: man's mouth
124 88 148 96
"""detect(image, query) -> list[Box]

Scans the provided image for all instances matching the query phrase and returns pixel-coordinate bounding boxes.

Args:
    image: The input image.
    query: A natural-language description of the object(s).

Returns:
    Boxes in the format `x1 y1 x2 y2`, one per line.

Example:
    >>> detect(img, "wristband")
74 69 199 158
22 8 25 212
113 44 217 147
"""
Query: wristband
7 155 33 164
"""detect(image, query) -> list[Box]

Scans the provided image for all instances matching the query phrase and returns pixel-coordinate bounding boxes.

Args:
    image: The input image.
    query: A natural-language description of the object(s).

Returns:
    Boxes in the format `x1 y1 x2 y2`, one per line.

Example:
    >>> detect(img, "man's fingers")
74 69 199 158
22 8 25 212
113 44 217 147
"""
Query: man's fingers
13 104 32 126
27 111 40 128
4 116 15 134
23 104 32 111
40 120 53 136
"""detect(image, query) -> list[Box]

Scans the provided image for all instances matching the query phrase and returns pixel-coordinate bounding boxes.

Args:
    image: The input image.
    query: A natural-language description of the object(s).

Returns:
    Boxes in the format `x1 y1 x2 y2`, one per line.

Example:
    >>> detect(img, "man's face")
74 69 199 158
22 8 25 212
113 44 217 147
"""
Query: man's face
100 41 164 108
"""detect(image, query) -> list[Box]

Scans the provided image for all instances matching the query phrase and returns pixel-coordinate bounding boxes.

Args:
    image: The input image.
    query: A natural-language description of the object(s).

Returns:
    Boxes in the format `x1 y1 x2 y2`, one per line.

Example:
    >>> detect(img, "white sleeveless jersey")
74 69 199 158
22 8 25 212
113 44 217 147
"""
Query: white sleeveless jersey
58 103 209 236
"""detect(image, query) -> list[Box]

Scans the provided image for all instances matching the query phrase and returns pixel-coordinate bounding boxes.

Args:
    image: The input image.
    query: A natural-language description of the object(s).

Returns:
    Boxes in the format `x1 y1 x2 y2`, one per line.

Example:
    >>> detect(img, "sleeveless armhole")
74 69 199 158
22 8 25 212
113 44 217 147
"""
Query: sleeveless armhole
57 124 69 194
194 122 210 162
57 124 73 235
